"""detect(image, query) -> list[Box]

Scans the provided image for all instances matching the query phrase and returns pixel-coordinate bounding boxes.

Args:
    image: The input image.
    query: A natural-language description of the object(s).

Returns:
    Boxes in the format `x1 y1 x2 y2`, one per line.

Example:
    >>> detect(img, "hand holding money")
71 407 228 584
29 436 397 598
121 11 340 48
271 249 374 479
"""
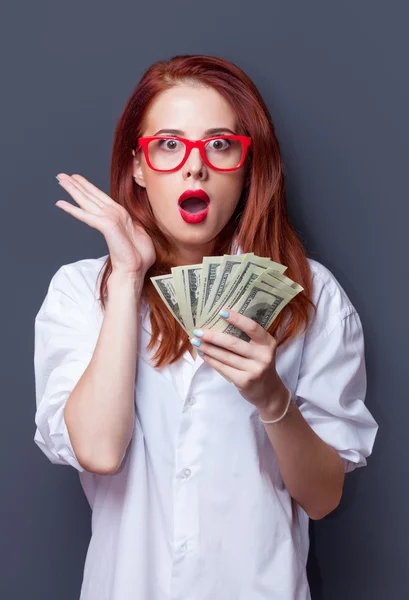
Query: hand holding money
187 306 291 412
150 252 304 342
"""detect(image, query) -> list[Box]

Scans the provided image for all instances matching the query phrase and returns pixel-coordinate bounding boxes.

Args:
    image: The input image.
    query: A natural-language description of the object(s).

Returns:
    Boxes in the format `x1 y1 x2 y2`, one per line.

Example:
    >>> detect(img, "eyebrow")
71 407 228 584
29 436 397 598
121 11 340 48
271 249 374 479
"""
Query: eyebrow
153 127 236 136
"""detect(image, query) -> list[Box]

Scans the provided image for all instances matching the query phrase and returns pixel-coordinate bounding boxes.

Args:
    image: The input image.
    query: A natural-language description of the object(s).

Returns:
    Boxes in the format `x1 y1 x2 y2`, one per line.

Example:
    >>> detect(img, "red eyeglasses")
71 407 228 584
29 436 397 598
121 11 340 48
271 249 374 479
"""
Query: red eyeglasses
134 135 252 172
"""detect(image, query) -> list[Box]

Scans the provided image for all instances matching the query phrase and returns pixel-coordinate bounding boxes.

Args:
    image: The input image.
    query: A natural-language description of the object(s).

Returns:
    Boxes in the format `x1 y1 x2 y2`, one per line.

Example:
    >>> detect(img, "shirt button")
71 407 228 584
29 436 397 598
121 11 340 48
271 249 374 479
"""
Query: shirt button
181 542 188 552
183 468 191 478
188 396 196 405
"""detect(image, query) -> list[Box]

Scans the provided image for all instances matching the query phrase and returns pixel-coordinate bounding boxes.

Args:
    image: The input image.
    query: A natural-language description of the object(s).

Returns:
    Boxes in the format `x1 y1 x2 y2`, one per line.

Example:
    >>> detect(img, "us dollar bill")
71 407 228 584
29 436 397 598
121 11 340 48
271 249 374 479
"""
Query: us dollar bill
196 256 224 324
208 272 303 341
150 254 303 345
263 268 304 292
171 264 203 335
197 254 287 330
150 273 189 333
200 253 254 319
170 267 187 322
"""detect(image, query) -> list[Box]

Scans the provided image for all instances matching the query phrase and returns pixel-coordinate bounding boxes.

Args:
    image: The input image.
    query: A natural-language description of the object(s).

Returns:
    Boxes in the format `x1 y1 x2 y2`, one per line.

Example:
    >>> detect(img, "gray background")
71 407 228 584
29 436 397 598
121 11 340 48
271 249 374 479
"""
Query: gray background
1 1 407 598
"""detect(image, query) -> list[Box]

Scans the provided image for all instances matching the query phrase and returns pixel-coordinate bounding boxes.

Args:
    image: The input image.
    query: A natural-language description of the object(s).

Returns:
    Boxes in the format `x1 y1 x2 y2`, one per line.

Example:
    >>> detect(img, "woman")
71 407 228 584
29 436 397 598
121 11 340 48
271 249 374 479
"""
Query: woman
34 54 379 600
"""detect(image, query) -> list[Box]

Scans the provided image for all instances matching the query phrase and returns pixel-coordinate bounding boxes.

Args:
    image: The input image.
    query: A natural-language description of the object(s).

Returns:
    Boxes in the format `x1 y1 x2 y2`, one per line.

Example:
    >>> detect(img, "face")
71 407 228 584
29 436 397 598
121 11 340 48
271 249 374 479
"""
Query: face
132 84 248 265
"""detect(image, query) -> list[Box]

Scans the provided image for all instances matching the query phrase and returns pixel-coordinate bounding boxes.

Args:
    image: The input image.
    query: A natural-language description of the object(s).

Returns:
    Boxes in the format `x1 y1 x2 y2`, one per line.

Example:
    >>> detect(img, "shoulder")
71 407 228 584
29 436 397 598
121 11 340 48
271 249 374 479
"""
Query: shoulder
306 257 359 340
48 254 109 301
37 255 109 322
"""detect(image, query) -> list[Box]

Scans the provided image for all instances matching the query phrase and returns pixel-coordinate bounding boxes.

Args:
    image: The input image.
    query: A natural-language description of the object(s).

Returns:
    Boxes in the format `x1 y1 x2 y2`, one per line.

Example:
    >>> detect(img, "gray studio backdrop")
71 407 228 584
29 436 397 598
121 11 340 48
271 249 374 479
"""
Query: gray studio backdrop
1 1 407 599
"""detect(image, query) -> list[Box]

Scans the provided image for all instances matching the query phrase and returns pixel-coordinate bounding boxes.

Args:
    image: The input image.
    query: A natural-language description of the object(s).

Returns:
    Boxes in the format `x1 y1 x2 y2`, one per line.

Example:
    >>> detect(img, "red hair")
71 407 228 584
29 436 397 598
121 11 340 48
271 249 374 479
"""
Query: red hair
97 54 316 368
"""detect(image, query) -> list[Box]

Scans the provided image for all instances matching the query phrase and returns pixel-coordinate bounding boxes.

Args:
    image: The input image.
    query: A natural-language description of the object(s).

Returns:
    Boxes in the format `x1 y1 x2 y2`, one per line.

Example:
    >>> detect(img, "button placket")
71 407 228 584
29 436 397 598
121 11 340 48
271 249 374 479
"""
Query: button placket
172 382 201 569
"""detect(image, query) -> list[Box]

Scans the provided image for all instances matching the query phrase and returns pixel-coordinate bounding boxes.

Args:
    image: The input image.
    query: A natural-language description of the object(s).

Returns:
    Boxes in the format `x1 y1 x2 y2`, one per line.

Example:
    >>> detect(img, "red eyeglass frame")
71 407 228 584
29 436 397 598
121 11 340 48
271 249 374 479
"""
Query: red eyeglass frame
134 135 252 172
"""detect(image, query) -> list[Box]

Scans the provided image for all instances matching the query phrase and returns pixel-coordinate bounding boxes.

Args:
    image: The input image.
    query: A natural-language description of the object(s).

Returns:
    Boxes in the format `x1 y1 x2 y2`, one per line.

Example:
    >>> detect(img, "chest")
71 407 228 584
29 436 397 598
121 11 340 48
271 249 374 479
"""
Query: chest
136 325 304 430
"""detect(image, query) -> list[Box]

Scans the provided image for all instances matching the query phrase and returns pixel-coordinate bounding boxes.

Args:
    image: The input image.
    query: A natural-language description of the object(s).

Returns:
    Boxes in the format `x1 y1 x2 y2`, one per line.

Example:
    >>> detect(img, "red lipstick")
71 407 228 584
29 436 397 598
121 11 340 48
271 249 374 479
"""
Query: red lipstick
178 189 210 224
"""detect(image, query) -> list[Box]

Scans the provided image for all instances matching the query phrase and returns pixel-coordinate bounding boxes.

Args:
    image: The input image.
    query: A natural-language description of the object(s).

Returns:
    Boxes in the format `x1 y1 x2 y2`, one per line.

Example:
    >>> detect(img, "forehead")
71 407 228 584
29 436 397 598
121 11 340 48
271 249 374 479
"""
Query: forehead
143 84 237 135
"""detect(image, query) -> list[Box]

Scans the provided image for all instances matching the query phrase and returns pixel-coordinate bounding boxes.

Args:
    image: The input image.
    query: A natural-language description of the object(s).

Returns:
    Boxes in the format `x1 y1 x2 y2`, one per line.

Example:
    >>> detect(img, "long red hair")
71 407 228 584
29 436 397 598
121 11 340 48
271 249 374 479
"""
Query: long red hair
97 54 316 368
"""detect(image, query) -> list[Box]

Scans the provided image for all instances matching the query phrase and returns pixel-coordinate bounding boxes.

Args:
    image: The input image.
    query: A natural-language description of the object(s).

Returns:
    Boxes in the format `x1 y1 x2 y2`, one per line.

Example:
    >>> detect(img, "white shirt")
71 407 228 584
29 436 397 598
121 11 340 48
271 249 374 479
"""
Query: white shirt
33 249 379 600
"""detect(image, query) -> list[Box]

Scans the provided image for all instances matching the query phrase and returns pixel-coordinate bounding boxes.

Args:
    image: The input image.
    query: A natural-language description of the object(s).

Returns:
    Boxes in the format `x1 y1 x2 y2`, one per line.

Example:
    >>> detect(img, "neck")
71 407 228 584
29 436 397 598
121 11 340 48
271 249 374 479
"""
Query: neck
172 242 216 266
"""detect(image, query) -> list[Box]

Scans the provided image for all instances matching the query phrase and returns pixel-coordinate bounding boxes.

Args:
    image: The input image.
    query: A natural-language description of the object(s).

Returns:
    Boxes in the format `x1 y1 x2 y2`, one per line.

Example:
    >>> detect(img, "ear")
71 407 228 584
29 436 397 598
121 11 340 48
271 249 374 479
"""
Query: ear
132 149 146 188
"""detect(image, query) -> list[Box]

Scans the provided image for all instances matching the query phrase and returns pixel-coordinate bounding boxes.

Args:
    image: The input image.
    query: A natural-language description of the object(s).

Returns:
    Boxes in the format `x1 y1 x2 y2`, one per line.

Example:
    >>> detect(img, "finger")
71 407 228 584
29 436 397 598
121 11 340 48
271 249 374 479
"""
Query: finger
199 352 245 386
191 337 250 370
59 173 106 208
57 176 105 214
70 173 116 205
55 200 104 229
192 327 254 359
218 307 270 345
57 173 104 208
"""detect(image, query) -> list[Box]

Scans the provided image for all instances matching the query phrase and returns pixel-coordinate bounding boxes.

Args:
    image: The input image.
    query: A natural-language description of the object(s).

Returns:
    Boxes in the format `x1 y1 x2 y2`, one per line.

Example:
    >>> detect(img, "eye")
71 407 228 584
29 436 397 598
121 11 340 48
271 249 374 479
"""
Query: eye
157 138 182 151
207 138 231 150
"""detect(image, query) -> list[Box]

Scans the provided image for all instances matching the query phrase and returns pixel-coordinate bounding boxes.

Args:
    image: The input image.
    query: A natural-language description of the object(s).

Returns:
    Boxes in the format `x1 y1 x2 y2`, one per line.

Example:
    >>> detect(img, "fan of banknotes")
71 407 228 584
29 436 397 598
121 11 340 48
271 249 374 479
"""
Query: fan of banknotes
150 253 304 343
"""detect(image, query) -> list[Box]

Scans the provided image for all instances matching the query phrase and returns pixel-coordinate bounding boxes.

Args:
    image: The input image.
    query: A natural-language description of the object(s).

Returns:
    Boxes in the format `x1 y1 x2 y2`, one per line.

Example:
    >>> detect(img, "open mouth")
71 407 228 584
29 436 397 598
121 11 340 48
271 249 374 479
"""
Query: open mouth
180 198 209 213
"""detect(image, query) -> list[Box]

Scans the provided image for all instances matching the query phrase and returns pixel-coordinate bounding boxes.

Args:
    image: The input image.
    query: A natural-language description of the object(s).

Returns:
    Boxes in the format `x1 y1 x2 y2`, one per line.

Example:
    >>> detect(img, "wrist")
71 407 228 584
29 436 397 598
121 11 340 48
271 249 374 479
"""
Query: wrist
108 270 144 289
257 384 292 423
107 270 144 300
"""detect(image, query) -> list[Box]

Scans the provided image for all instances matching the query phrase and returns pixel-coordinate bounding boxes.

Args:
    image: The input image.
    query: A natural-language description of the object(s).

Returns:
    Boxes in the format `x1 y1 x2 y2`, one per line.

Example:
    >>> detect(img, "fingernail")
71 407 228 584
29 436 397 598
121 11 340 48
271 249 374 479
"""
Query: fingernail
55 176 60 182
190 338 201 347
219 310 229 318
198 350 204 355
193 329 203 337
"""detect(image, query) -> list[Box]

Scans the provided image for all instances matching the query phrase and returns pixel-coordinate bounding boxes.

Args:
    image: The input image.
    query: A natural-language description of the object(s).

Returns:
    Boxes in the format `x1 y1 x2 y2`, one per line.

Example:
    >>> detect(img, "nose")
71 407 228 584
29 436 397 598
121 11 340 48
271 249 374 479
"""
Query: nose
182 146 207 179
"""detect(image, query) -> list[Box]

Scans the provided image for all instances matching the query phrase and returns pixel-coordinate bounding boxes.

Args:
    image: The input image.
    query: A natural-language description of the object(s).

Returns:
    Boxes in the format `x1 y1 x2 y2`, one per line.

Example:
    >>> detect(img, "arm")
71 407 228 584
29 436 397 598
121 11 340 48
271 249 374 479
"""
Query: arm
258 389 345 521
191 301 378 521
64 272 143 475
35 172 156 474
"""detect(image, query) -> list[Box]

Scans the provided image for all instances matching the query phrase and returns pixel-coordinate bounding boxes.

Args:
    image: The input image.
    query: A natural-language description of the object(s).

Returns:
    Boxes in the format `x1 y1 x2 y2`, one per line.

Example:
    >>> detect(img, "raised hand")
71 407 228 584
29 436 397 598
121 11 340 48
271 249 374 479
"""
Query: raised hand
55 173 156 278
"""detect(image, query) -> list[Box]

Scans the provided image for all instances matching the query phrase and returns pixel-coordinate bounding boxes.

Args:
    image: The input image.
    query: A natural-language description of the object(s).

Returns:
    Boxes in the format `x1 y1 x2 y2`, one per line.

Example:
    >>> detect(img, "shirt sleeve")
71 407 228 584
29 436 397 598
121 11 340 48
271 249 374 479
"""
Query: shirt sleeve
295 274 379 474
33 264 99 472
